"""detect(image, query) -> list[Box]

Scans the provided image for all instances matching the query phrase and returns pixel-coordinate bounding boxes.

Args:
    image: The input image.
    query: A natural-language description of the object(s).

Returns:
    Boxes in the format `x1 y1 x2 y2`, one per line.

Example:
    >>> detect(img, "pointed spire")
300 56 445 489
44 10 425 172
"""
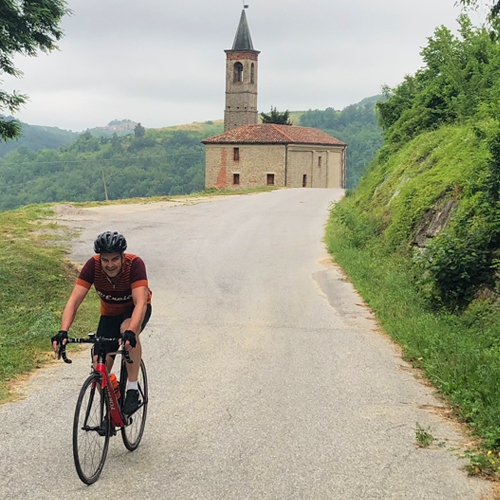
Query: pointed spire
231 9 255 51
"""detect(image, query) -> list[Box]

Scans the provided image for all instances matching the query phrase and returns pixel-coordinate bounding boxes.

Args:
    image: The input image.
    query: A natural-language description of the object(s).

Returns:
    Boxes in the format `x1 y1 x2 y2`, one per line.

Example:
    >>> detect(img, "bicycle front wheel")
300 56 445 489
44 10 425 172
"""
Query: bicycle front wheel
121 359 148 451
73 373 110 485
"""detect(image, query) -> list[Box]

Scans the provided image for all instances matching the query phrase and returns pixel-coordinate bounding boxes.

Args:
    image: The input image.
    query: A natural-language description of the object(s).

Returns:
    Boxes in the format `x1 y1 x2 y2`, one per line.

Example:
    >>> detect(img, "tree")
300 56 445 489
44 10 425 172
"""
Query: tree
459 0 500 22
261 107 293 125
0 0 70 142
134 122 146 138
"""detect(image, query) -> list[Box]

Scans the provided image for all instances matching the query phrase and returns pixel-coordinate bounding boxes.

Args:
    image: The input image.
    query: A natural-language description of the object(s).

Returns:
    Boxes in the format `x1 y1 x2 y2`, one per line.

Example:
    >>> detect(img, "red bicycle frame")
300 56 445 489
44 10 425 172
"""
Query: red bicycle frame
59 335 133 428
95 363 125 428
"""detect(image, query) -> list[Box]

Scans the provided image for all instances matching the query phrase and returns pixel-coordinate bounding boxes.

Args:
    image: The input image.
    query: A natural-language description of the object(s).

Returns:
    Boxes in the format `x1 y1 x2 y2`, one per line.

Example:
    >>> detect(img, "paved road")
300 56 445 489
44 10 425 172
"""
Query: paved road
0 189 488 499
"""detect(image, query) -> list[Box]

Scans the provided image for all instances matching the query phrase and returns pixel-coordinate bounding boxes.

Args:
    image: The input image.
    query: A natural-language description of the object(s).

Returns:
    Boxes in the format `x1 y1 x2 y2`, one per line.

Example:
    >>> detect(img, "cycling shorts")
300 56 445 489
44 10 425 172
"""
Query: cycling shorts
96 304 152 354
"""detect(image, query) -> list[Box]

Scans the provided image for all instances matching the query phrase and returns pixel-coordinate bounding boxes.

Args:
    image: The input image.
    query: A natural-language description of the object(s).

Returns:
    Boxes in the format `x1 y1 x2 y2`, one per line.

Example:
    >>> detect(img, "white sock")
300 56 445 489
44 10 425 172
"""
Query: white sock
126 380 138 391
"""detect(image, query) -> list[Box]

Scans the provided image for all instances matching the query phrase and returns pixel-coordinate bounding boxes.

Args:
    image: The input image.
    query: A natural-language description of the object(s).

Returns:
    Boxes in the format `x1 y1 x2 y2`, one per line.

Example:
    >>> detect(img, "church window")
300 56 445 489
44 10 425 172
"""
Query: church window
233 173 240 185
303 174 307 187
233 148 240 161
318 156 322 167
267 174 275 186
234 62 244 83
251 63 255 83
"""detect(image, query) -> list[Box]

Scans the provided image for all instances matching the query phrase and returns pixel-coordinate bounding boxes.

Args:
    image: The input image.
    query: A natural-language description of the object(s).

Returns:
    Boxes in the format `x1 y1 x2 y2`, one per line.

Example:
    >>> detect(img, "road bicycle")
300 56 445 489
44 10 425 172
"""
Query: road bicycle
57 335 148 484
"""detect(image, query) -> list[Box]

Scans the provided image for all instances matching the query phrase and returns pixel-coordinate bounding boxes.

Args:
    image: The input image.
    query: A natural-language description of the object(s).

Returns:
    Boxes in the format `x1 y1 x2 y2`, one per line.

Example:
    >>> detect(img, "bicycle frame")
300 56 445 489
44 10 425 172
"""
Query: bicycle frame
95 362 125 428
61 335 132 428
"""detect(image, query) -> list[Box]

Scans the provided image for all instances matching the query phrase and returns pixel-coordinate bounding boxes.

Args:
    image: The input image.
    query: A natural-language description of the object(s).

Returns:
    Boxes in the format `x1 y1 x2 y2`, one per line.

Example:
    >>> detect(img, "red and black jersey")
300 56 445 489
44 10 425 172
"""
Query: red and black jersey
76 254 152 316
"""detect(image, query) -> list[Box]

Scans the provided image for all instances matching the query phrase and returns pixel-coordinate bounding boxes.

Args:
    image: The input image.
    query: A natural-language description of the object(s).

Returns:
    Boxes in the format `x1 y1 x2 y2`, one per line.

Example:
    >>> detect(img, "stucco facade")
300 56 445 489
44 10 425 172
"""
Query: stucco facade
203 127 347 190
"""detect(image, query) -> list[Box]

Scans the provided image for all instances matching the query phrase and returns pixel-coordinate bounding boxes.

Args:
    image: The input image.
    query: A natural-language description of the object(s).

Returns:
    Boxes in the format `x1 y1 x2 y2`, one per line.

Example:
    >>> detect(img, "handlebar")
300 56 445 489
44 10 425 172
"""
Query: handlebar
56 335 133 365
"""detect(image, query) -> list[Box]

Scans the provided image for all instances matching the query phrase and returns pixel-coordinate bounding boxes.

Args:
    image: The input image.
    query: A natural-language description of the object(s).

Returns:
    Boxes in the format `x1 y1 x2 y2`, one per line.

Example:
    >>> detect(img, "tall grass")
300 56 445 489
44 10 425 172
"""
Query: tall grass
0 205 99 402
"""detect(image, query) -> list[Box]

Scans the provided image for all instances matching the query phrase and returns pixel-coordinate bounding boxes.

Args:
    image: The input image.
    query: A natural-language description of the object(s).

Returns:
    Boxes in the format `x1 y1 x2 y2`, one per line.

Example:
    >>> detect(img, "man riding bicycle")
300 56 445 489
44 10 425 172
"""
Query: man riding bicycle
52 230 152 417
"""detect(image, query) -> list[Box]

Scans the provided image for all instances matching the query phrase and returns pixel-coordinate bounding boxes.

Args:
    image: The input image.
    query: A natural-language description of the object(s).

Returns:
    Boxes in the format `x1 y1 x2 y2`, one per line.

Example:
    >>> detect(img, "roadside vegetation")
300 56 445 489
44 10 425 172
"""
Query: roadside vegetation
0 204 98 402
327 15 500 474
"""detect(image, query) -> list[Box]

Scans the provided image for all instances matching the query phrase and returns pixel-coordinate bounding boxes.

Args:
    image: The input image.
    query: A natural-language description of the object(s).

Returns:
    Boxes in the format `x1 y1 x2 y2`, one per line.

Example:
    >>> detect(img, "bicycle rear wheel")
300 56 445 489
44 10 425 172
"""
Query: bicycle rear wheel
120 360 148 451
73 373 110 485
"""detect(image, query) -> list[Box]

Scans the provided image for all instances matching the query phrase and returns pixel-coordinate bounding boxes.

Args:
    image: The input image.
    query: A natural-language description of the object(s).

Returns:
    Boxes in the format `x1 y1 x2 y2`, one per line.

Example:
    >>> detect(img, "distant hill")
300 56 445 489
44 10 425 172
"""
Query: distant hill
87 119 138 138
155 120 224 137
0 119 79 157
0 118 140 157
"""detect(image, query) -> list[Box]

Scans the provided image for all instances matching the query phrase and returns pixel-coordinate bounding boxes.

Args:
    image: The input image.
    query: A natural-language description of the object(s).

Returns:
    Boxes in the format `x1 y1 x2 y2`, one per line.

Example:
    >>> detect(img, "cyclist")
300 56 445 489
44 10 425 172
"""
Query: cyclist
52 230 152 416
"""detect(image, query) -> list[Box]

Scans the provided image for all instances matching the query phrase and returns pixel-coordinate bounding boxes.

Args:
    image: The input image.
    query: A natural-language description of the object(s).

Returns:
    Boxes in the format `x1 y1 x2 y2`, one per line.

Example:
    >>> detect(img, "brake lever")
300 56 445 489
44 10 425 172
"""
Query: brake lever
59 343 72 364
124 349 133 364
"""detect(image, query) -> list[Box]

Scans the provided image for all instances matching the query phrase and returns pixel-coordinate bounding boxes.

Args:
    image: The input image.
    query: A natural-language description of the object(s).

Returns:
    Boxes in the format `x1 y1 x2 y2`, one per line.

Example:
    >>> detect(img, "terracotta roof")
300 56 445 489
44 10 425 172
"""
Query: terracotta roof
202 124 347 146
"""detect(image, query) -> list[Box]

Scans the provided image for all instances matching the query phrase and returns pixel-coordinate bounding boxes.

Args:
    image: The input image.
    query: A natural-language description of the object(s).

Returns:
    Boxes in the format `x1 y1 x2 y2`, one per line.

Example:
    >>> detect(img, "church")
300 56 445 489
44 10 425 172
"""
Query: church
202 9 347 190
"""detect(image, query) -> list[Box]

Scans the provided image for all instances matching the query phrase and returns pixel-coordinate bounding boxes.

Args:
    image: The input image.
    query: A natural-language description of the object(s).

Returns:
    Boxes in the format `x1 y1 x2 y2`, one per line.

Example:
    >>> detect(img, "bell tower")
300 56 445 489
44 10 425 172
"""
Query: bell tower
224 8 260 132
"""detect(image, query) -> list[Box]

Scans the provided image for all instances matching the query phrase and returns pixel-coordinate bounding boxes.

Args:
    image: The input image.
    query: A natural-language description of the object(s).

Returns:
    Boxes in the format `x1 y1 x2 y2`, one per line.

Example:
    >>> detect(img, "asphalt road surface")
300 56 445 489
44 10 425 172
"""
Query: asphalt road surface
0 189 489 499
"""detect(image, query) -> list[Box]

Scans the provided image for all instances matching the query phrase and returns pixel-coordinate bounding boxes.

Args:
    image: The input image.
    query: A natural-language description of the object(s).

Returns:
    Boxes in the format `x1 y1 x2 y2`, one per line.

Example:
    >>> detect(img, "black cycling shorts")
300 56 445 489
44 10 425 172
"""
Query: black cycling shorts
96 304 152 354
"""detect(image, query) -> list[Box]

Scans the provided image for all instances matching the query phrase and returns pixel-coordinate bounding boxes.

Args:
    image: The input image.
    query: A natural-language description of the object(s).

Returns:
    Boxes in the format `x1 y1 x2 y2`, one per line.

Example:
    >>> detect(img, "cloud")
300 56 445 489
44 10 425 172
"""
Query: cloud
2 0 470 131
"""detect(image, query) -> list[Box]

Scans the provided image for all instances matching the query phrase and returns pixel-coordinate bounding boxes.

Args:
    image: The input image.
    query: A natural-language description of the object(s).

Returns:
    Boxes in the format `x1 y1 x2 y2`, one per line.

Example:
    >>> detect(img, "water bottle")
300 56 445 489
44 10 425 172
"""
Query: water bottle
110 373 121 399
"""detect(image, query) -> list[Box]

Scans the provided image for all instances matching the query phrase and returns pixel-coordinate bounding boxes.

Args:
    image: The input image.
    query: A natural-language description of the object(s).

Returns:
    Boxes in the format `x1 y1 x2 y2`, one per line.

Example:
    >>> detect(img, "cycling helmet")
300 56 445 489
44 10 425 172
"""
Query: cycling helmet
94 231 127 254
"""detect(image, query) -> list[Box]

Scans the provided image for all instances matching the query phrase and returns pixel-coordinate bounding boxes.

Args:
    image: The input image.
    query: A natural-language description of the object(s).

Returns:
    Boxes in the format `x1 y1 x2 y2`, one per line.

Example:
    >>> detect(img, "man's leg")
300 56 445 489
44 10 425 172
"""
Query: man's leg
120 318 143 416
120 317 142 382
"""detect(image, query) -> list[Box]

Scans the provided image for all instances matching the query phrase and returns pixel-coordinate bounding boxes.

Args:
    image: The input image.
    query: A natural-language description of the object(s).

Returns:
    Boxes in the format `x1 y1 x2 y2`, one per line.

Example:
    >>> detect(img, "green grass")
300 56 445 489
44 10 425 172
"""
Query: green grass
0 204 99 402
415 423 436 448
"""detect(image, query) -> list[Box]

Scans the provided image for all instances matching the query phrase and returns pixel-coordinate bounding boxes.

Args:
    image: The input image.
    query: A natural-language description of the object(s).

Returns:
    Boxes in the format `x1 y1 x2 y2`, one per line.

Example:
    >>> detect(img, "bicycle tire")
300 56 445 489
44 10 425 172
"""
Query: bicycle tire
73 373 110 485
120 359 148 451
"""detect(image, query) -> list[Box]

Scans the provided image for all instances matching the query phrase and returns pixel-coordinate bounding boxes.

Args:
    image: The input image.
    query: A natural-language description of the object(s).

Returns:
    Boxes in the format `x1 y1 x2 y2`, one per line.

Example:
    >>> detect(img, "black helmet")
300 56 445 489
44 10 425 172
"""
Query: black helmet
94 231 127 254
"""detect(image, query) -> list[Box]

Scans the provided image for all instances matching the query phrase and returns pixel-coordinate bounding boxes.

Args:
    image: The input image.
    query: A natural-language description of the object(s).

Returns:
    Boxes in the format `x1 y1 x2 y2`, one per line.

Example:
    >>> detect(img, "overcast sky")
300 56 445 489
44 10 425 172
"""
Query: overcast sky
2 0 485 131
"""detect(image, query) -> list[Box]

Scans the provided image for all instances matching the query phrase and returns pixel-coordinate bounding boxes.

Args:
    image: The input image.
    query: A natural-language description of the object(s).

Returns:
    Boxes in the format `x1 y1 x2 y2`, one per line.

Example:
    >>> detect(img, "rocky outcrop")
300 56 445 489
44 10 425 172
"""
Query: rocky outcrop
413 200 457 248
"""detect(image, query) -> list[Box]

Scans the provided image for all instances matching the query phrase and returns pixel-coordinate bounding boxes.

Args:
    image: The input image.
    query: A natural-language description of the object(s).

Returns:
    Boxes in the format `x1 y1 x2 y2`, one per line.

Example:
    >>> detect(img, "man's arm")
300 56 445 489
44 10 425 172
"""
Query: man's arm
61 284 90 331
53 284 89 352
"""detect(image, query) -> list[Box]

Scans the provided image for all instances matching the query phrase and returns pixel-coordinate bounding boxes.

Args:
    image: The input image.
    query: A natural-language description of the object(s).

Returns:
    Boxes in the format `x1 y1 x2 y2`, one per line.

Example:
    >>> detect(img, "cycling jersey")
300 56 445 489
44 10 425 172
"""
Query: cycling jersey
76 254 152 316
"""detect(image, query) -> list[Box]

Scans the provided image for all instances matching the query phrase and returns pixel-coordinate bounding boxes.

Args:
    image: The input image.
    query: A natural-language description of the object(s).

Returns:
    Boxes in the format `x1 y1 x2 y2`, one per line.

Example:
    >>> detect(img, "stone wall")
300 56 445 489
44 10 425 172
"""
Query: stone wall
224 51 259 131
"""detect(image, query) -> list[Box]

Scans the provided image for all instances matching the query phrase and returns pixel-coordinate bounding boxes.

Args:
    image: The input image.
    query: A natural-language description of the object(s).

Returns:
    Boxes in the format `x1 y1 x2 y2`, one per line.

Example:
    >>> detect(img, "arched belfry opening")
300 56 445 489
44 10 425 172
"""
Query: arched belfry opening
234 62 244 83
224 8 260 131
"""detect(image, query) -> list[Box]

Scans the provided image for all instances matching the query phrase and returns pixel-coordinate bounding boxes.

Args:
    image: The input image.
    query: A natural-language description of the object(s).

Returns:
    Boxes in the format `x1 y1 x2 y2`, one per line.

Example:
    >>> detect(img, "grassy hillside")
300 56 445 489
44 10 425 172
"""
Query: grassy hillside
0 100 378 211
0 205 99 402
327 16 500 471
155 119 223 135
